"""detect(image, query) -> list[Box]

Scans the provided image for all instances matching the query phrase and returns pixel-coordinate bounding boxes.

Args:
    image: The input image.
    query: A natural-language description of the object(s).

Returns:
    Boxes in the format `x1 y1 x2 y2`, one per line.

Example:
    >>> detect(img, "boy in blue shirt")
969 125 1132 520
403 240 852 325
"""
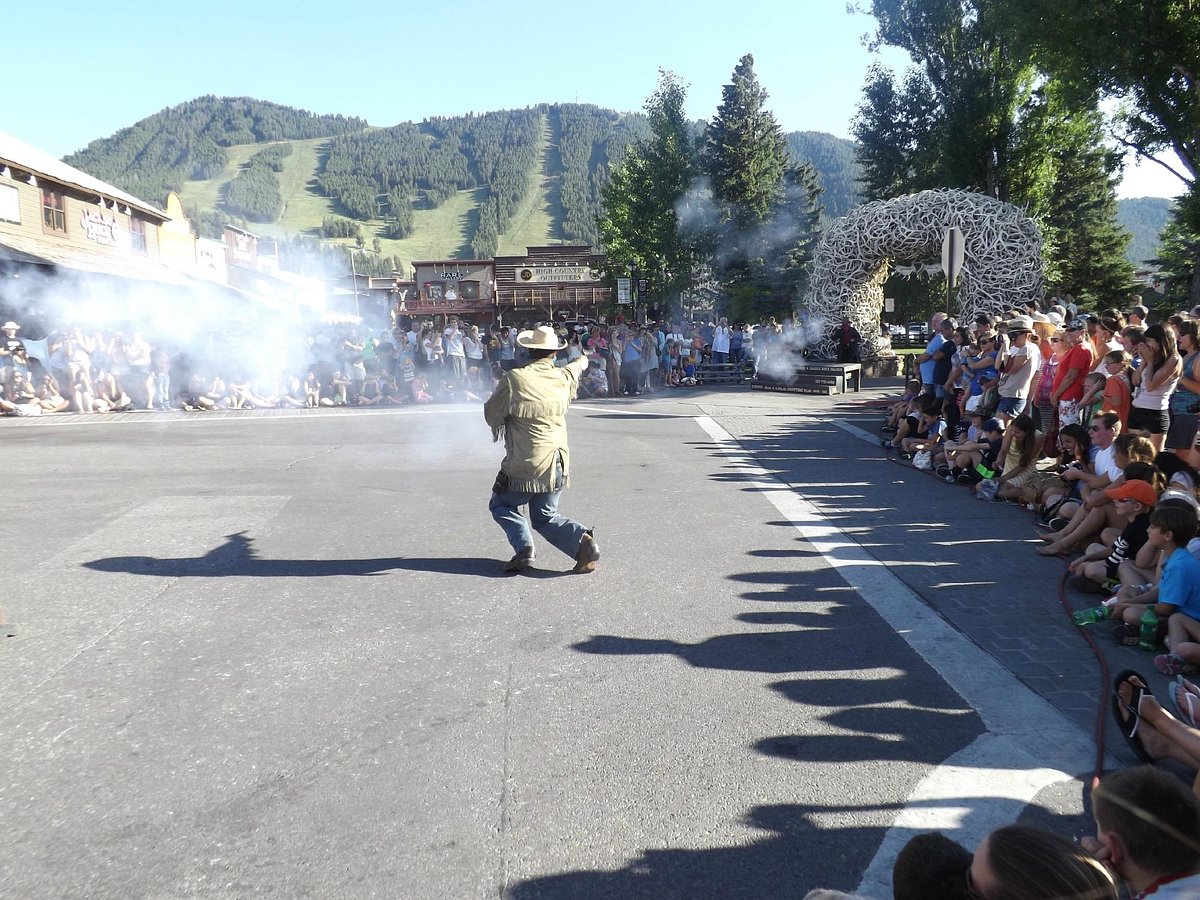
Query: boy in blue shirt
1148 502 1200 676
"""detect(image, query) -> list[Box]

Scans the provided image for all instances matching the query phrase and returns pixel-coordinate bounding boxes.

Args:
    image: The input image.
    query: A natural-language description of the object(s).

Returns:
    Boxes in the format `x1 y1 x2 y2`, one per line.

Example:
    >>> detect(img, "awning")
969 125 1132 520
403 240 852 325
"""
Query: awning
0 232 197 287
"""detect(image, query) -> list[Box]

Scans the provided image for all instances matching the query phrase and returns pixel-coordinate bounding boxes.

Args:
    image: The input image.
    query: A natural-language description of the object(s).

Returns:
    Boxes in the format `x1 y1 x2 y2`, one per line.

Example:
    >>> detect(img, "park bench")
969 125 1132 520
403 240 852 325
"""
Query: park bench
696 361 750 385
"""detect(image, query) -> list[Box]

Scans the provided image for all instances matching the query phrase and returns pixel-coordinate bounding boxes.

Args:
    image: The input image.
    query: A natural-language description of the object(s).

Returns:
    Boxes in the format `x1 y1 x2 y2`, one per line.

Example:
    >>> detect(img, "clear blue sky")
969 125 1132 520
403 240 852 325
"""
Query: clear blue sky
5 0 1182 199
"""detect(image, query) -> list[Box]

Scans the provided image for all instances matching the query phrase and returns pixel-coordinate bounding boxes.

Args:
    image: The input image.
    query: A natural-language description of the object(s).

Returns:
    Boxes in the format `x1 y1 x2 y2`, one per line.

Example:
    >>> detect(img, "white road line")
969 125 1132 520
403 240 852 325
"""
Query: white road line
694 415 1103 898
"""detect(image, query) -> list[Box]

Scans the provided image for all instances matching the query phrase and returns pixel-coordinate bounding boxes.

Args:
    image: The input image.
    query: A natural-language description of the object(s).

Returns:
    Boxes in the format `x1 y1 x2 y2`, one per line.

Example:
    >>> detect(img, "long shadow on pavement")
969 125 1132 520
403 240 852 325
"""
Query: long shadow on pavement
83 531 510 578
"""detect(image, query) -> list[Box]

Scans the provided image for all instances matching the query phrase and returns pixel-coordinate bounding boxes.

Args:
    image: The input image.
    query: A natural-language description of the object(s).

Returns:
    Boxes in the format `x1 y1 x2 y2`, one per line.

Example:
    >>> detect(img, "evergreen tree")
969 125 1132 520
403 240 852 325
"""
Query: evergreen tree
773 162 825 300
704 54 789 229
853 0 1134 308
994 0 1200 301
597 70 703 314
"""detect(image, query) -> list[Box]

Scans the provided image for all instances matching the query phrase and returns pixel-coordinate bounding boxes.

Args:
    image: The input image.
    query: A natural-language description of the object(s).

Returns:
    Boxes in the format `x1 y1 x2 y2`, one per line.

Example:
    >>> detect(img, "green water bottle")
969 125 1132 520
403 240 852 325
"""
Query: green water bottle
1072 606 1111 626
1138 609 1159 652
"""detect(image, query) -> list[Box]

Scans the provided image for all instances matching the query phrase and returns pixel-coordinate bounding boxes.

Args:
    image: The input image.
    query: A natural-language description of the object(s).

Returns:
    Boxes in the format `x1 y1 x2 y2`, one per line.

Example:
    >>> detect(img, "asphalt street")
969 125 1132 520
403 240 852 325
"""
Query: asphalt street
0 387 1117 899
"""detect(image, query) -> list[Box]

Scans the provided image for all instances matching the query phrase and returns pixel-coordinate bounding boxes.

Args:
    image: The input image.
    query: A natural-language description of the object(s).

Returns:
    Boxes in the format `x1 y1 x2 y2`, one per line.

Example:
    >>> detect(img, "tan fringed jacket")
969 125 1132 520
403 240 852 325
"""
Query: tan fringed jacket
484 354 589 493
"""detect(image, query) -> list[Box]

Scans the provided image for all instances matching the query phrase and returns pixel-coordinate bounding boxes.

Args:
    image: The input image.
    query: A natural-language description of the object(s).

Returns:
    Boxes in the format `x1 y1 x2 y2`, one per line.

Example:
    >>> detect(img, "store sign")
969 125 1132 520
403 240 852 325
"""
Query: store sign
516 265 600 283
616 277 631 304
81 209 119 246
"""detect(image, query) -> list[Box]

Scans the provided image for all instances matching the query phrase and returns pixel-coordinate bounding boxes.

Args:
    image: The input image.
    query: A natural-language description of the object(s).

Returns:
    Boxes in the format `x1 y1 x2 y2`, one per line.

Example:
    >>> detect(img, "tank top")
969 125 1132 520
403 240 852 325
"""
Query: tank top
1133 357 1181 411
1169 351 1200 414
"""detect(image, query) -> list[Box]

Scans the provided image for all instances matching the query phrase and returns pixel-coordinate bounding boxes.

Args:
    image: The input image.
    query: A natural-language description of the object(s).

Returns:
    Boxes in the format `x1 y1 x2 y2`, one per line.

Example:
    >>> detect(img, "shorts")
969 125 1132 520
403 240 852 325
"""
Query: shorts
1057 398 1081 427
996 395 1027 416
1166 414 1200 450
1128 405 1170 435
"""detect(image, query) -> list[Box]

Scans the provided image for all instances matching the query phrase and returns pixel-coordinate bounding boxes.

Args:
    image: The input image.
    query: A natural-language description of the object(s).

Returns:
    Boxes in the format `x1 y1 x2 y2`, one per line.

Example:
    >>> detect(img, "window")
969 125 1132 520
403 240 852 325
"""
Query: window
41 187 65 232
130 216 146 254
0 184 19 224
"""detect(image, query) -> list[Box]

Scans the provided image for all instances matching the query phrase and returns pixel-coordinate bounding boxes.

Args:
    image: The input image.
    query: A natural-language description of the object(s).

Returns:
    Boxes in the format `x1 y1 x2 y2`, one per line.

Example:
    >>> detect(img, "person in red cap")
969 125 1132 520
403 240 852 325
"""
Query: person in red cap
1068 479 1157 599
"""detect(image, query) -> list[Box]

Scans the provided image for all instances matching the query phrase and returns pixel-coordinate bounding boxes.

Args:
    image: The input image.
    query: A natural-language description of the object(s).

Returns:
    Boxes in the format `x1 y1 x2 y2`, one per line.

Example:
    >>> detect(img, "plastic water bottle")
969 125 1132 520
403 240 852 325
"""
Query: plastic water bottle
1138 609 1159 652
1072 606 1110 626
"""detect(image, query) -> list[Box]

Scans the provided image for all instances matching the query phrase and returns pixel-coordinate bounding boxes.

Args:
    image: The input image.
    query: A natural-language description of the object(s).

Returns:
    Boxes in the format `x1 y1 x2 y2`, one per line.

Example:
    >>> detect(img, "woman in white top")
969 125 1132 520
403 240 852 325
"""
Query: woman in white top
711 317 732 364
1130 323 1182 451
463 325 485 382
421 327 444 368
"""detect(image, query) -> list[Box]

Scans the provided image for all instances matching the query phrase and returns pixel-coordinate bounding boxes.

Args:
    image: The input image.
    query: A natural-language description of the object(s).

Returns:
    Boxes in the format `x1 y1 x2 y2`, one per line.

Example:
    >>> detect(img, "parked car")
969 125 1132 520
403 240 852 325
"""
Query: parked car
905 321 928 340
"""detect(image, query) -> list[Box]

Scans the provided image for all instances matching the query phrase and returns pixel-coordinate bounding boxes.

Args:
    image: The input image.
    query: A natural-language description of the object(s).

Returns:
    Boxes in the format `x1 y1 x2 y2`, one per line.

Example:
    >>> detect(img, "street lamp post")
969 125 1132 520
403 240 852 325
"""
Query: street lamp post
626 260 637 324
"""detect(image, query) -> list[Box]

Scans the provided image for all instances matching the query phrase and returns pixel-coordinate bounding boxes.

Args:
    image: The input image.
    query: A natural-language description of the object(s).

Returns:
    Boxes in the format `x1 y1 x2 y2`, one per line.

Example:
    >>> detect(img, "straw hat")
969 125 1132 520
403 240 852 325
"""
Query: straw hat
516 325 566 351
1006 315 1034 334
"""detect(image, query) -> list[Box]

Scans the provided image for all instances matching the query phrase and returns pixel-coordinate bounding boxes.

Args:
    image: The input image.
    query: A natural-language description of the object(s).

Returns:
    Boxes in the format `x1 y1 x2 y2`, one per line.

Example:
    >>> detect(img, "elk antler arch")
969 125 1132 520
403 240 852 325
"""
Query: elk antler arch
803 189 1044 359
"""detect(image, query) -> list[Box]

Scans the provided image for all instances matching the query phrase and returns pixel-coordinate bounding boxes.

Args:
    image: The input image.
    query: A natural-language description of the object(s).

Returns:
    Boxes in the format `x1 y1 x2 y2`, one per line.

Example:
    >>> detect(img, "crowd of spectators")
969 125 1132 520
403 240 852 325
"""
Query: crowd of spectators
0 313 811 415
879 298 1200 672
873 295 1200 896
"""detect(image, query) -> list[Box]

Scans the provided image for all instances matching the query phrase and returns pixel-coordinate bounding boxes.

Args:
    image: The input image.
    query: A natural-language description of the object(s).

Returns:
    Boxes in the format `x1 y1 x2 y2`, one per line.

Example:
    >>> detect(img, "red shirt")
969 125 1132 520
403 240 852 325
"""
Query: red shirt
1052 344 1094 402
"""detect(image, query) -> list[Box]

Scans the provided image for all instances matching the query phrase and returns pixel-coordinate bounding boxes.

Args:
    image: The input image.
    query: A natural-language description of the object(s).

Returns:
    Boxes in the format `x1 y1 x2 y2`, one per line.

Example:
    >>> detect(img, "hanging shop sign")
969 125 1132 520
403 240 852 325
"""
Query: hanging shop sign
516 266 601 284
81 209 120 246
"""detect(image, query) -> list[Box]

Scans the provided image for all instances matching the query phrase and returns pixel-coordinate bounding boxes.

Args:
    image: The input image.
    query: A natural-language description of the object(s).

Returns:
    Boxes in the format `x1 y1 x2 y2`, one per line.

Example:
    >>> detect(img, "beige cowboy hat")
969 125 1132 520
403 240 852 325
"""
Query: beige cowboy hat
1006 315 1034 333
2 321 18 330
516 325 566 351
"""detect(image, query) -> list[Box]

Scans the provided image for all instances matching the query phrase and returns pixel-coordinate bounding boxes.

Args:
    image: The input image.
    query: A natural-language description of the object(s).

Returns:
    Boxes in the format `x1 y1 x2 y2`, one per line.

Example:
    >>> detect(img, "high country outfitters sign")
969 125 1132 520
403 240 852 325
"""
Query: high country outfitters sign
515 266 600 284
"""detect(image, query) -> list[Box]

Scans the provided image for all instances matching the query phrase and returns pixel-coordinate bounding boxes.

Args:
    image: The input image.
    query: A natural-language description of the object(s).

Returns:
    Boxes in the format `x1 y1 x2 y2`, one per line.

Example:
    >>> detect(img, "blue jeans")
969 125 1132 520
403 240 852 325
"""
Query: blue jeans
154 373 170 407
489 480 587 557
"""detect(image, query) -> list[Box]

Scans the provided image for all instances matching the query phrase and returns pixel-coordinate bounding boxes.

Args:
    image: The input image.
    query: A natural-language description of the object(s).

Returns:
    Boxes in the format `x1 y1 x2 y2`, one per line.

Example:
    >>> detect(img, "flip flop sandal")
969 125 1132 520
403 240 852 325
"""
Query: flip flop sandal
1169 679 1200 729
1111 669 1156 765
1155 654 1191 677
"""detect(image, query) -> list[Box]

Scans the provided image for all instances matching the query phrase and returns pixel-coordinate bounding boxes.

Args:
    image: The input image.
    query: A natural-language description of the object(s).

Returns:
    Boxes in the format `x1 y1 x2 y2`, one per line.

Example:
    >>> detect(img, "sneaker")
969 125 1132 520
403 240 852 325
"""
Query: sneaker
935 464 952 479
1112 624 1139 646
881 424 898 433
503 546 534 573
880 439 894 449
1048 517 1070 532
956 473 976 485
573 530 600 574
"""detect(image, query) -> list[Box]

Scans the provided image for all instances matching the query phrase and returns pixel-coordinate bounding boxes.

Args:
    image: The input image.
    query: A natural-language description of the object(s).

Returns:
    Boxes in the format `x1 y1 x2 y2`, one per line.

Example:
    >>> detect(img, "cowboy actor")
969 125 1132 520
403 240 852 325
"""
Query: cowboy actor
484 325 600 574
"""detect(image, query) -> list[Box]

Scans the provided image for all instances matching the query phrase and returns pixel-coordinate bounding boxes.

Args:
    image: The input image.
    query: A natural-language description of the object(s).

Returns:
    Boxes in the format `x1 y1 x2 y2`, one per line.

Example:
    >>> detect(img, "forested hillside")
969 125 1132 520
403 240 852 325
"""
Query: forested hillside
786 132 861 219
65 97 366 206
62 96 866 268
1117 196 1173 265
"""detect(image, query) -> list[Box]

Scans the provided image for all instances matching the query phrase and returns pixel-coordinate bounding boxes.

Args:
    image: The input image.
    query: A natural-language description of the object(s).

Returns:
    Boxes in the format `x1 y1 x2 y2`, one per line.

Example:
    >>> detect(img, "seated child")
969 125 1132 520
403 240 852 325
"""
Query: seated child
1114 501 1200 673
994 413 1043 502
939 417 1004 484
896 396 945 461
882 379 922 433
1068 479 1156 599
1151 501 1200 675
